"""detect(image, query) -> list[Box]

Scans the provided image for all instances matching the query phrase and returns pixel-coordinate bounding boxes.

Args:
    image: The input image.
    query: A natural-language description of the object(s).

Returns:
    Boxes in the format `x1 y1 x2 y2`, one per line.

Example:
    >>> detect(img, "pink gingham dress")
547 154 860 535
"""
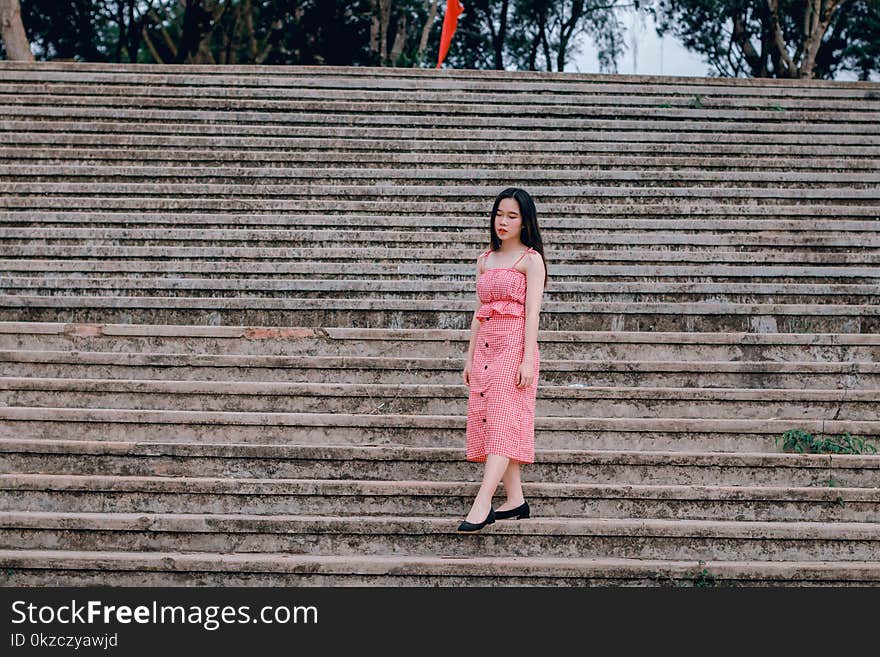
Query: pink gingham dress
466 247 540 464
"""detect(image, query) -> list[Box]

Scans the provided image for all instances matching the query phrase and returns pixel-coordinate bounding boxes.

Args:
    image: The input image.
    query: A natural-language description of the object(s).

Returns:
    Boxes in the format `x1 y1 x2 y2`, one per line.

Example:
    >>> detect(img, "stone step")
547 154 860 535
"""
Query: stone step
4 277 876 302
3 549 879 586
4 511 880 562
6 182 880 200
6 474 878 522
6 195 878 215
4 119 878 146
4 440 878 487
3 260 876 285
6 227 880 248
14 201 868 231
5 216 878 232
3 75 877 109
4 323 877 360
5 133 878 157
0 61 873 94
5 166 880 187
4 251 880 272
3 174 880 190
3 73 877 108
4 148 879 172
3 406 877 452
14 279 876 293
4 214 878 230
10 102 880 137
4 280 877 306
4 297 877 333
2 353 877 389
6 322 880 362
3 379 877 422
0 86 876 113
6 91 880 121
6 246 880 265
3 60 877 588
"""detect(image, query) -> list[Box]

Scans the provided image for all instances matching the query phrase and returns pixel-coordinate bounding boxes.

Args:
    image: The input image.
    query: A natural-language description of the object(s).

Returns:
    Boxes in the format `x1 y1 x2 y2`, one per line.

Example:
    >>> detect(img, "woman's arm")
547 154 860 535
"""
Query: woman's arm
465 254 486 364
522 252 545 363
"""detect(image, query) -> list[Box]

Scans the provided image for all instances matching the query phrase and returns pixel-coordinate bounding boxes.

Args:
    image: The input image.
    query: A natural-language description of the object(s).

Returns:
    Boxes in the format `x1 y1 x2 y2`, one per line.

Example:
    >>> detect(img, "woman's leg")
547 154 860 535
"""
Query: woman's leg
464 453 509 523
497 460 525 511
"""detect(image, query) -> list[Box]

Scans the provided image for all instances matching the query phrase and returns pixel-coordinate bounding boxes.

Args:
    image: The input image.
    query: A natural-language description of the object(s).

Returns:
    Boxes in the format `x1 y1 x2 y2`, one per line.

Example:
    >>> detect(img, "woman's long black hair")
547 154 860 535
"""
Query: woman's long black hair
488 187 548 289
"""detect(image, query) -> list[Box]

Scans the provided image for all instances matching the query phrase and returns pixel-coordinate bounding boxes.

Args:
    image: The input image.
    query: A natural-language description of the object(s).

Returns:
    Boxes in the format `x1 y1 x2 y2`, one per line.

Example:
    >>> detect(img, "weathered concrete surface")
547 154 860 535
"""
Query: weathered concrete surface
3 551 880 587
1 62 879 585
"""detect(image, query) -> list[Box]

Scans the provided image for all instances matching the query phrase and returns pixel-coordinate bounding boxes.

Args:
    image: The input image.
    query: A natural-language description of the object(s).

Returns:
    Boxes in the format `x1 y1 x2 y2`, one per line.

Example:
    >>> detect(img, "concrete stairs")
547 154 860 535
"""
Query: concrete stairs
2 321 879 585
0 62 878 585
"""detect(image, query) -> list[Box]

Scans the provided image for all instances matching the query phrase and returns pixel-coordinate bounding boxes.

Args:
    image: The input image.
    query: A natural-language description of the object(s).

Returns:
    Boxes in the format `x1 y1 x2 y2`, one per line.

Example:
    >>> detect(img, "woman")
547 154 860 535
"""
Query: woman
459 187 548 532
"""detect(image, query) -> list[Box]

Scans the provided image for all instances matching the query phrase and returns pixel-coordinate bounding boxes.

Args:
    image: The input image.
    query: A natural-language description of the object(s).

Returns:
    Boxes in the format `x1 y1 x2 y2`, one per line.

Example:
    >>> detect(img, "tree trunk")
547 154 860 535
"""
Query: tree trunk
495 0 509 70
541 18 551 71
389 15 407 65
244 0 257 62
474 0 509 70
142 25 164 63
415 0 440 67
556 0 585 74
178 0 208 63
372 0 393 65
126 0 142 63
799 0 841 78
766 0 842 78
732 13 763 76
0 0 33 61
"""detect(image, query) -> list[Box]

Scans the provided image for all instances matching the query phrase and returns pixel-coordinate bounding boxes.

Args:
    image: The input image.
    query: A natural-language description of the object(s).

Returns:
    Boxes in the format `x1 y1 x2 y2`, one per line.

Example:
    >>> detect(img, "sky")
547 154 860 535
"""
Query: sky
573 9 710 77
571 8 866 80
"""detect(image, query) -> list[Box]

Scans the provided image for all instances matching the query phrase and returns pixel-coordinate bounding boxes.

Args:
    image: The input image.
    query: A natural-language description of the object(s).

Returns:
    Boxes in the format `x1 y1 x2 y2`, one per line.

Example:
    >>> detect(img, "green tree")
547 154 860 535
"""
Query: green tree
368 0 445 67
11 0 119 61
0 0 35 60
821 0 880 80
505 0 630 72
443 0 633 72
650 0 879 79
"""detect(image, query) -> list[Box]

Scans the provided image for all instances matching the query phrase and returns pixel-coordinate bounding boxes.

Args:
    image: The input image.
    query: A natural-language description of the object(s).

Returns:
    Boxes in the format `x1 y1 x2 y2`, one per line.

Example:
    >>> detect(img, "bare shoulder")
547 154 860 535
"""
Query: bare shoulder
476 249 490 273
523 248 545 274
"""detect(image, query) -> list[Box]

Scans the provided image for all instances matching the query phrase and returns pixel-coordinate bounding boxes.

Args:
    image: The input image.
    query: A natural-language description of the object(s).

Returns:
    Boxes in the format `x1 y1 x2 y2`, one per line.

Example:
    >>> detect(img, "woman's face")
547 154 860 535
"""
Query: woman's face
494 197 523 243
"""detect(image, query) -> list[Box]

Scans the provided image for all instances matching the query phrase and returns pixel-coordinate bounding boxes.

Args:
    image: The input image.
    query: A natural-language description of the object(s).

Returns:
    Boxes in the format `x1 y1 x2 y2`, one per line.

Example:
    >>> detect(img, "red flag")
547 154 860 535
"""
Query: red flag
436 0 464 68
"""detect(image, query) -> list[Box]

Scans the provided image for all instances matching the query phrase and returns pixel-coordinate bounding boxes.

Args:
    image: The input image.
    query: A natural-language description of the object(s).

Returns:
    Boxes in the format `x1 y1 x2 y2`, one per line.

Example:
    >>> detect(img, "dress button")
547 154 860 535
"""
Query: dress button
479 392 484 397
484 365 488 369
485 342 489 347
482 418 486 423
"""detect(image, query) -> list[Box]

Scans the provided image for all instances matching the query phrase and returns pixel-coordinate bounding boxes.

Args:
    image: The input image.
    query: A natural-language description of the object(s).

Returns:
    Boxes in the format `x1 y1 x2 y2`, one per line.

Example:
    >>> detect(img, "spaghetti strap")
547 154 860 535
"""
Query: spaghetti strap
512 248 532 267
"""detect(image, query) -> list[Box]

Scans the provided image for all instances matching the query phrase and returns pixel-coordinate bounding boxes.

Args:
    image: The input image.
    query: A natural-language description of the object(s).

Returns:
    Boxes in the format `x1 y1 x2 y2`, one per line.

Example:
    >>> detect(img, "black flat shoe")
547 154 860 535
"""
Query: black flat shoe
495 501 530 520
457 507 495 532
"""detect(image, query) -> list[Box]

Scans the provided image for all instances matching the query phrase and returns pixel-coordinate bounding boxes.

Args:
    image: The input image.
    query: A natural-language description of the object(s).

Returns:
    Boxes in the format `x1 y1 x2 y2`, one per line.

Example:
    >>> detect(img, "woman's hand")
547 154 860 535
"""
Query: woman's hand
462 359 472 386
516 361 535 389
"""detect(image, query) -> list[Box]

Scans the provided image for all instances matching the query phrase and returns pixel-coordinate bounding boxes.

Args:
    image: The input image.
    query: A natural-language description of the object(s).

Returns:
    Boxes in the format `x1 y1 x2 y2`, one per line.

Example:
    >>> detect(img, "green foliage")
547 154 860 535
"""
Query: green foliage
12 0 106 61
652 562 728 587
823 479 847 507
776 429 877 455
10 0 875 78
823 0 880 81
692 567 718 587
12 0 628 72
649 0 880 80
